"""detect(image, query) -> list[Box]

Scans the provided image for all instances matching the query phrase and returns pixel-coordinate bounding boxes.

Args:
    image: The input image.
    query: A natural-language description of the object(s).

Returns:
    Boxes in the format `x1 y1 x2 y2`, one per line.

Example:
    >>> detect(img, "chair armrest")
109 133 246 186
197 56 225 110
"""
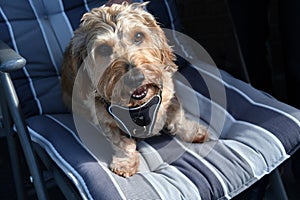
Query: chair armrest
0 40 26 73
0 60 48 199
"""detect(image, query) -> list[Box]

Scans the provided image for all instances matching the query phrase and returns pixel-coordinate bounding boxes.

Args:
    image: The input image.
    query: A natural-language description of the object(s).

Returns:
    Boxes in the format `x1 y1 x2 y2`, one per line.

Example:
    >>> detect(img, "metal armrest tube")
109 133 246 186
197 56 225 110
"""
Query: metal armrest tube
0 40 26 72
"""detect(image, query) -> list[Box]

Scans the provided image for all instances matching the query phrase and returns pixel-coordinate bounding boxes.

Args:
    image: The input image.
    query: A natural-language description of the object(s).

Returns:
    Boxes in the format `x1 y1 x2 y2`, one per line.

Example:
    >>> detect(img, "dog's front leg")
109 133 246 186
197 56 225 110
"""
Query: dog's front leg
166 97 208 143
96 106 140 177
107 128 140 177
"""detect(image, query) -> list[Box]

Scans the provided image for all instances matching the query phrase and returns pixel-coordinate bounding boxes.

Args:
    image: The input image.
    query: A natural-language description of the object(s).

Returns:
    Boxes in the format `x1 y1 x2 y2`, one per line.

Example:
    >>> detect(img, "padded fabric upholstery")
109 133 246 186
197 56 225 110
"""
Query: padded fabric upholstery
1 0 75 116
1 0 300 199
26 65 300 199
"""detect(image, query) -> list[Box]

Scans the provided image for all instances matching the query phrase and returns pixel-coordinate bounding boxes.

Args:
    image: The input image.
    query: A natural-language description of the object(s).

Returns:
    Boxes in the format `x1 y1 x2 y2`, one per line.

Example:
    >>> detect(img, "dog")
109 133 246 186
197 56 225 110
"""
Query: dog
61 2 208 177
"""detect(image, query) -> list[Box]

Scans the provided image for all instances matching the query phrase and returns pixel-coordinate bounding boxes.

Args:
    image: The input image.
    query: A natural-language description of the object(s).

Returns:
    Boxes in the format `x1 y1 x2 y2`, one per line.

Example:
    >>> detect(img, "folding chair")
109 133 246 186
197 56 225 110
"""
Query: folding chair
1 0 299 199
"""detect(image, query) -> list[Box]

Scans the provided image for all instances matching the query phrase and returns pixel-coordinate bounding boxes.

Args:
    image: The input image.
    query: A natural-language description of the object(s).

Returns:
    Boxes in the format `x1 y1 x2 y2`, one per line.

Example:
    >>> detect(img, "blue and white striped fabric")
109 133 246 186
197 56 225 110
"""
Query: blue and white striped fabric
1 0 300 199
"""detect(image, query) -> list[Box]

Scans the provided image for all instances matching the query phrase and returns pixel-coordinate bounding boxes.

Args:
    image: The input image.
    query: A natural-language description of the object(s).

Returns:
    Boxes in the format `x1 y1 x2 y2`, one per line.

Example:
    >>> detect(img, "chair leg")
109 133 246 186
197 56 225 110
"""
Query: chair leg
6 134 26 200
1 91 25 199
33 144 82 200
268 168 289 200
0 73 48 200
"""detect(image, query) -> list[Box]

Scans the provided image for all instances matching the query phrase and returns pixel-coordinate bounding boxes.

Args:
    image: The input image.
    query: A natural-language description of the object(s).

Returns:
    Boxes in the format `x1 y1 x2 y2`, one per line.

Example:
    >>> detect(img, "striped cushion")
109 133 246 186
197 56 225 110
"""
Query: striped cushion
26 64 300 199
1 0 300 199
0 0 89 117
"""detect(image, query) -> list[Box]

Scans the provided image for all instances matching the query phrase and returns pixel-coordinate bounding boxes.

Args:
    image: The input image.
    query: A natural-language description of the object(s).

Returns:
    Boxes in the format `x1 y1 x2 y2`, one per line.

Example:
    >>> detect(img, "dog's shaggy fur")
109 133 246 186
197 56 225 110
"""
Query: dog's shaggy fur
61 2 208 177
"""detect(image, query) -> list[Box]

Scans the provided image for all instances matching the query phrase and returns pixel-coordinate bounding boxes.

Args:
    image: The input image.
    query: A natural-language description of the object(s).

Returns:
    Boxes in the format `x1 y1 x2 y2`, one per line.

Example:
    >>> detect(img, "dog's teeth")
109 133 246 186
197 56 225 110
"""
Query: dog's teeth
131 85 149 100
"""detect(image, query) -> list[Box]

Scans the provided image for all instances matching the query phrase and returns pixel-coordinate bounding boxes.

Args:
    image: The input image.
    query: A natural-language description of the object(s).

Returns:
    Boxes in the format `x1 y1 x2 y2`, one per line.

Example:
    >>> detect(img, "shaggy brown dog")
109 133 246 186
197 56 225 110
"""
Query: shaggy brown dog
61 2 208 177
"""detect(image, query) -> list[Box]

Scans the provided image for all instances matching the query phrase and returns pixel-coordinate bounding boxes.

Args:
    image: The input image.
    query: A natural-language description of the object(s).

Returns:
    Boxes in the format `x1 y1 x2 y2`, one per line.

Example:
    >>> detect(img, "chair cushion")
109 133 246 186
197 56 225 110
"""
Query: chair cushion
0 0 184 117
26 63 300 199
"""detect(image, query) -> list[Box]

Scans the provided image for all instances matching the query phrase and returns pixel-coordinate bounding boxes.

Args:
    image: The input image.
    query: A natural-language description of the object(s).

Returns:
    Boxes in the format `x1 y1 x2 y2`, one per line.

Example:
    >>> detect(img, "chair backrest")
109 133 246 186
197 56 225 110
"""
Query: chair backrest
0 0 184 118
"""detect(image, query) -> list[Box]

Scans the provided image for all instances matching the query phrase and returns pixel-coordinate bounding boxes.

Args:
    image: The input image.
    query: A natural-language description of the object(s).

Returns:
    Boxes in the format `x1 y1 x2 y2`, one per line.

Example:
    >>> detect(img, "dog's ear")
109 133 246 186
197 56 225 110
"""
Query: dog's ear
66 31 87 72
161 48 177 73
155 28 178 73
61 24 94 101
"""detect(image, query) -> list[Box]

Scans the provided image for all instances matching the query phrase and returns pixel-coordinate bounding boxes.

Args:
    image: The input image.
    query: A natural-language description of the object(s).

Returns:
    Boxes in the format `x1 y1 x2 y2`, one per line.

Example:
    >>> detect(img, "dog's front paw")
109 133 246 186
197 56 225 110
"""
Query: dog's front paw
176 120 209 143
191 123 209 143
110 151 140 178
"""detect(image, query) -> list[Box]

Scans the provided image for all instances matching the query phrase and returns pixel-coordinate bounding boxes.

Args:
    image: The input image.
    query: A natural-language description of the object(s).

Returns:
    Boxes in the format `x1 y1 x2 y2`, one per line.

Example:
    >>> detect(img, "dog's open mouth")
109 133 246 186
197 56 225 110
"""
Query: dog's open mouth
130 84 149 100
127 83 161 108
130 83 160 101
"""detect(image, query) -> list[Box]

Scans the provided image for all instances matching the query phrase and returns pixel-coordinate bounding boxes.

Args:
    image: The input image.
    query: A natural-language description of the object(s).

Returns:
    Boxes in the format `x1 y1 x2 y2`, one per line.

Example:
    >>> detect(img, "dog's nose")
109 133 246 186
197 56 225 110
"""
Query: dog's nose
124 66 144 88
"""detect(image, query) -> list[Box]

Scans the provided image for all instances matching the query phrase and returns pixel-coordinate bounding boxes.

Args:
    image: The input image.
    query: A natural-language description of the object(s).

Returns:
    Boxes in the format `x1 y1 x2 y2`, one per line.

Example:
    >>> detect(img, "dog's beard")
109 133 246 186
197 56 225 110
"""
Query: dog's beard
94 61 163 107
91 62 165 138
99 78 163 138
106 79 161 107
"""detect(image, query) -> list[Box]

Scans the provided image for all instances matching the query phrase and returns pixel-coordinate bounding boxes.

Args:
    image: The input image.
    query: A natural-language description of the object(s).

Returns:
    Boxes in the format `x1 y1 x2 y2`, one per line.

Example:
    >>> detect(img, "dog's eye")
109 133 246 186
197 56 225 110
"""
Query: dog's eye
133 32 144 44
95 44 113 57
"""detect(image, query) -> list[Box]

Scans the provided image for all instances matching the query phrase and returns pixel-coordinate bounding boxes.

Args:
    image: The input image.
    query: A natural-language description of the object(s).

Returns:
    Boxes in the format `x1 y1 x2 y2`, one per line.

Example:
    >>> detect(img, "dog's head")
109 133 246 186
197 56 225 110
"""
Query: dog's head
65 2 178 137
69 2 177 106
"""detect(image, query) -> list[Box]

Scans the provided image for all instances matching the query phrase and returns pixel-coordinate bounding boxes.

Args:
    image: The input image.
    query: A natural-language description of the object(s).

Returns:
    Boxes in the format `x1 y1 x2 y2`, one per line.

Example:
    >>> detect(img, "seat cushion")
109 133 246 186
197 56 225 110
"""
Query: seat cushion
0 0 184 117
26 63 300 199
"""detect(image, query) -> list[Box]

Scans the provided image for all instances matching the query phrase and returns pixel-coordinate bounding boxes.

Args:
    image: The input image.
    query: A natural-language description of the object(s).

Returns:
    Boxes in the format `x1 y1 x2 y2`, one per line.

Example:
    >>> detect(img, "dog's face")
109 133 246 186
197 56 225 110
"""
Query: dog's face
70 2 177 108
63 2 180 136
